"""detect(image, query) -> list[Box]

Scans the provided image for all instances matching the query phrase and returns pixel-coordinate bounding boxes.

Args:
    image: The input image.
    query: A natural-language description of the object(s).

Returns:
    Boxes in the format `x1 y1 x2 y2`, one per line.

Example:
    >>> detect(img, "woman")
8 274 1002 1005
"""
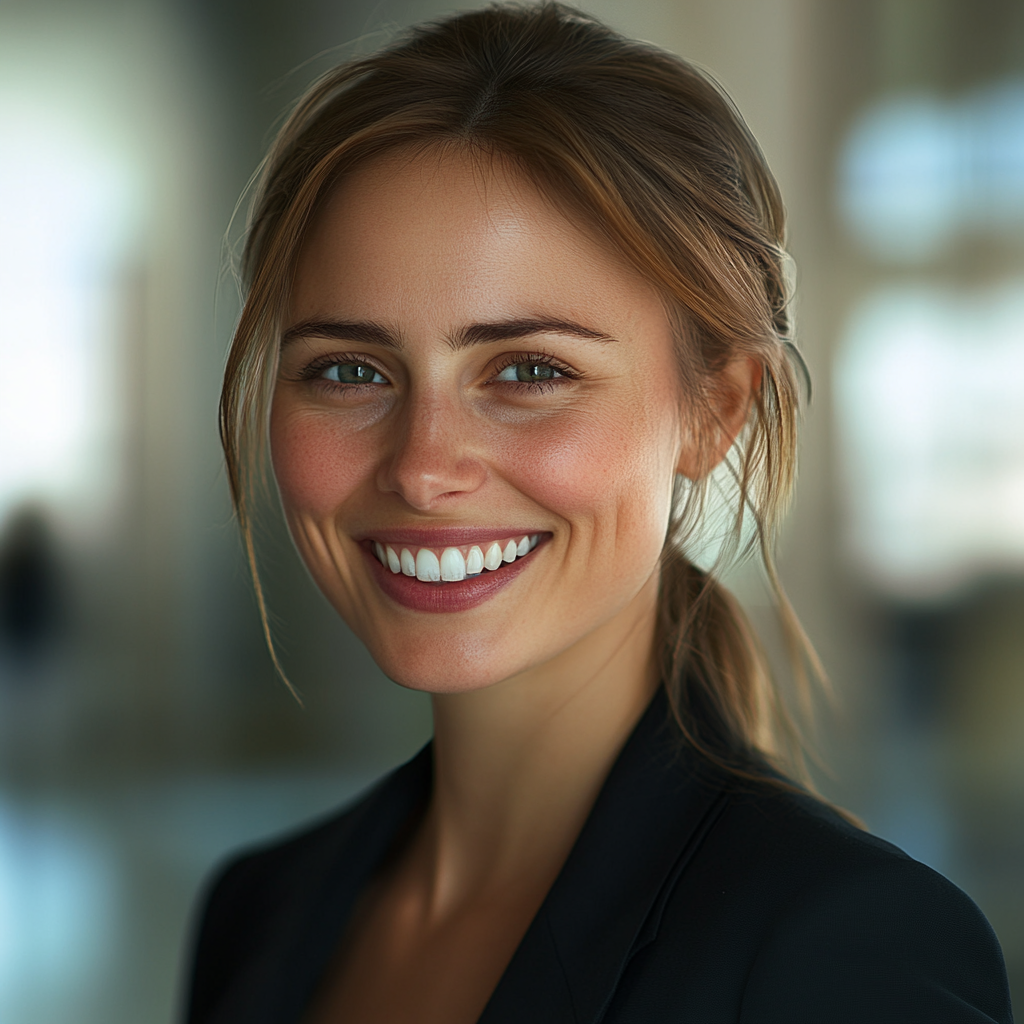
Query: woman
186 5 1013 1022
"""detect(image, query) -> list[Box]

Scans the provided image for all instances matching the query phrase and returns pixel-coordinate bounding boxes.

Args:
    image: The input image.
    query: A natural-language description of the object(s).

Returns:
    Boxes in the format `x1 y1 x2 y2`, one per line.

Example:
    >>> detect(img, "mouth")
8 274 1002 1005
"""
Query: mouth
360 530 549 613
368 534 541 582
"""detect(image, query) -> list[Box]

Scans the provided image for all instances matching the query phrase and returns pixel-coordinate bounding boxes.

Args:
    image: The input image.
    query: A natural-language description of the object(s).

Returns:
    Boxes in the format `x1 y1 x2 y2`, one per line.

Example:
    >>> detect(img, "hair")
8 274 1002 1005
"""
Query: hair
221 2 826 785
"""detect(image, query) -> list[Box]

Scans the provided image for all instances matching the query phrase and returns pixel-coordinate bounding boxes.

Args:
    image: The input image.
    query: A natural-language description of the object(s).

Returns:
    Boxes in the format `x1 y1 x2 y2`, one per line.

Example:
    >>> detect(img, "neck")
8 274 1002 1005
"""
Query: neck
421 573 661 913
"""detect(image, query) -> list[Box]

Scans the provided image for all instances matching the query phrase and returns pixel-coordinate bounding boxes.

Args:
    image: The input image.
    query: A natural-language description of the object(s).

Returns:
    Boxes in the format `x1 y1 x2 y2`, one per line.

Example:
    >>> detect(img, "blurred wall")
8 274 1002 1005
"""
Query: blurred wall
0 1 1021 1021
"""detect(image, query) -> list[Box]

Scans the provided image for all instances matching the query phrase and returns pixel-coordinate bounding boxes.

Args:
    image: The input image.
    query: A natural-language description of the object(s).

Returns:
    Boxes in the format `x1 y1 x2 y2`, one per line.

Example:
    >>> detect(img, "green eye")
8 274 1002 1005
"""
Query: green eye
323 363 386 384
496 362 561 383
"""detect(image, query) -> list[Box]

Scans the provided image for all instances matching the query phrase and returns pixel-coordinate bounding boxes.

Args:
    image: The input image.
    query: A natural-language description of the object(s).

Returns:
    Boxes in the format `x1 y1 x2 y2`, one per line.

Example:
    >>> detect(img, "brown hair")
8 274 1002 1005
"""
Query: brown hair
221 2 825 782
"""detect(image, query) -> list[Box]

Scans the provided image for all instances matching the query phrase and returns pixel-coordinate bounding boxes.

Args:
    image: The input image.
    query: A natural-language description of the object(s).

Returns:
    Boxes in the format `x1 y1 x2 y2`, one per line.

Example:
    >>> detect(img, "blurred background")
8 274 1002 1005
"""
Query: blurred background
0 0 1021 1019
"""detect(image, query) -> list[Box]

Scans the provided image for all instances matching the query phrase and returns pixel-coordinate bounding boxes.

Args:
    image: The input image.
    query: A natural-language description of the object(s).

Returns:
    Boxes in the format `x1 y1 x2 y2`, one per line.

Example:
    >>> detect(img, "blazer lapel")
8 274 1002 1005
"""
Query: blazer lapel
479 691 728 1024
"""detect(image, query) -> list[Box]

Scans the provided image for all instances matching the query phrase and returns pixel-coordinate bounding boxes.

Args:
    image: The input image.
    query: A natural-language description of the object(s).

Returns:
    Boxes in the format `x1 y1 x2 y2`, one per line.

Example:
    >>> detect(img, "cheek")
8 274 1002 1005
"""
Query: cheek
270 405 376 518
496 389 679 548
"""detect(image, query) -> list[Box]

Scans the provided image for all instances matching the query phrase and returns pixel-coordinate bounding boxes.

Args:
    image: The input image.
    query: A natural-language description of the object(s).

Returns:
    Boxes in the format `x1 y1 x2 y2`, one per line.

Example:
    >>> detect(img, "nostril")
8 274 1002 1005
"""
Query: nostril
378 456 489 510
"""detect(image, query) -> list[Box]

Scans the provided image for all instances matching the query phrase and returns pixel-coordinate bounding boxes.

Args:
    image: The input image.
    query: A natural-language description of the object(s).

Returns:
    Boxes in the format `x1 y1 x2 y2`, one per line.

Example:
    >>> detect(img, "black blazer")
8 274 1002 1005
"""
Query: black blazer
185 693 1014 1023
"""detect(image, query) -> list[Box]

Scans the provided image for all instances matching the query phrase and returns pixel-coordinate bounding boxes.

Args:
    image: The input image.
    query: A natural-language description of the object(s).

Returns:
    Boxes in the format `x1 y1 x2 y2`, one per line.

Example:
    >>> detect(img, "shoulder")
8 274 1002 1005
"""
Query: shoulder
183 791 369 1023
740 787 1010 1020
184 749 432 1024
193 798 358 944
634 779 1013 1023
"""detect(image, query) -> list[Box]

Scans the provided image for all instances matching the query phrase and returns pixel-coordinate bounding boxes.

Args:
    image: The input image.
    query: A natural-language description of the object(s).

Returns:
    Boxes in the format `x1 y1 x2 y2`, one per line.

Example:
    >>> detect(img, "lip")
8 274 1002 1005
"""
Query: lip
355 527 545 548
364 537 544 613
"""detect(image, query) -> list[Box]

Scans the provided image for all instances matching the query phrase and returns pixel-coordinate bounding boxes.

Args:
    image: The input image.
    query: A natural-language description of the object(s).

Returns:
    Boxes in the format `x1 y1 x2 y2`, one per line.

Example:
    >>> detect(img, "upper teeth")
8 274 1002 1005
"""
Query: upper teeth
373 535 540 582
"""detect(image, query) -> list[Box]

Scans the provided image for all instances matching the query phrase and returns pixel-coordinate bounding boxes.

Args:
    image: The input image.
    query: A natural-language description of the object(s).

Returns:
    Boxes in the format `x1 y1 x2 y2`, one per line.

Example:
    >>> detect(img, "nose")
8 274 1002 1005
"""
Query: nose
377 389 488 510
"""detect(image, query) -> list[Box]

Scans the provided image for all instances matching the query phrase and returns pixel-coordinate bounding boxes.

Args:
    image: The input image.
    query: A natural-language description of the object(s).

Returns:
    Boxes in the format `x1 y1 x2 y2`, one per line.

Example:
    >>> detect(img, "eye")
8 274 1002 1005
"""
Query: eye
495 361 564 383
322 362 387 384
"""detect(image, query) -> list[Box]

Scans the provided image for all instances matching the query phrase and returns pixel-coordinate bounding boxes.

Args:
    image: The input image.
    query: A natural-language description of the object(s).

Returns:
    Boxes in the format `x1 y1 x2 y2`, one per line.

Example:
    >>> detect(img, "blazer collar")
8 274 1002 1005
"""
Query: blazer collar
479 689 728 1024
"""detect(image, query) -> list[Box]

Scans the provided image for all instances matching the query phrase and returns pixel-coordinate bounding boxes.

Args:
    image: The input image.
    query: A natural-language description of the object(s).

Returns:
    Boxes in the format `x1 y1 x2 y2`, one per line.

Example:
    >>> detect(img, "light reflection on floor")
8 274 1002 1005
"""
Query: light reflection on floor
0 771 380 1024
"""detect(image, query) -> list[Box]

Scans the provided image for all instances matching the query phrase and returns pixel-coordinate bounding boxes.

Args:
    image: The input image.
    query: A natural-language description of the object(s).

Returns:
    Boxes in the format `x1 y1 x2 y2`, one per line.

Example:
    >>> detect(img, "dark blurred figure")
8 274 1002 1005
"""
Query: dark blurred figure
0 504 65 676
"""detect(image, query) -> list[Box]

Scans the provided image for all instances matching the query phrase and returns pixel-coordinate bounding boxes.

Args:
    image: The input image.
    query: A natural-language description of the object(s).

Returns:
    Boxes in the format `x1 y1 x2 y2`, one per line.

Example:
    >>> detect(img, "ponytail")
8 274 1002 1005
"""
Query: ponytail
659 552 767 763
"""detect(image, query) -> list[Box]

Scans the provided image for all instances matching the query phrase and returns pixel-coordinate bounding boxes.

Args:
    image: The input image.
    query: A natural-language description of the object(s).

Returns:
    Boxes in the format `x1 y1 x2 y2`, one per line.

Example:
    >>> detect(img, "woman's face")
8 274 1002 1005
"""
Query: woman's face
271 146 692 693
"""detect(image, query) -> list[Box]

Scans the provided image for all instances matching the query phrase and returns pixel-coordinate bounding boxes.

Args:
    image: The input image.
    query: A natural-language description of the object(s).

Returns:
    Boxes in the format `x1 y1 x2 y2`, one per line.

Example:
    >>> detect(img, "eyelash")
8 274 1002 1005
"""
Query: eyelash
490 351 580 392
297 353 388 391
296 351 581 394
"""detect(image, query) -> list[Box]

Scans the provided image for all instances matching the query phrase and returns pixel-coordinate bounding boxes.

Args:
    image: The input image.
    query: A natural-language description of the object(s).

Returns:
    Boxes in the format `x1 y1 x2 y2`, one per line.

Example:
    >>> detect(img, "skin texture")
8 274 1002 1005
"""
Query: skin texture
271 146 757 1024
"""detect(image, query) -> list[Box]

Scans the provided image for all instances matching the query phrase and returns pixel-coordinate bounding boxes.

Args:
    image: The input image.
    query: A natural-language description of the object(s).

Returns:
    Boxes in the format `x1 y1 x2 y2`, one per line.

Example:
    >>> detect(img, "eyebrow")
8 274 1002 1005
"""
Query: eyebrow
451 317 614 349
280 316 616 350
281 319 400 349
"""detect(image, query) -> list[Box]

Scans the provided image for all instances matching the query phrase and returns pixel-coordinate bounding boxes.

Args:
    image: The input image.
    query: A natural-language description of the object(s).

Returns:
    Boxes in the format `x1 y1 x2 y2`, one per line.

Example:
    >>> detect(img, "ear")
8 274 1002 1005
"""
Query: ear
676 356 762 479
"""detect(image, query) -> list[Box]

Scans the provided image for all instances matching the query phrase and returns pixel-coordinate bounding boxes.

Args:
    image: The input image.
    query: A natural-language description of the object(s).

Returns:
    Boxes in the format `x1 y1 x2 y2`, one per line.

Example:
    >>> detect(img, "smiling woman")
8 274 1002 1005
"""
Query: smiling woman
271 147 689 676
186 5 1013 1024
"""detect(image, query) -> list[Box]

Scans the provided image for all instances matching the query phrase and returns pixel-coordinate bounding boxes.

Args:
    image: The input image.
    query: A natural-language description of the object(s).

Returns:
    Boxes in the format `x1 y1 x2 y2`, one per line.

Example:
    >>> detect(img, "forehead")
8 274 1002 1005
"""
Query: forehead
289 145 663 330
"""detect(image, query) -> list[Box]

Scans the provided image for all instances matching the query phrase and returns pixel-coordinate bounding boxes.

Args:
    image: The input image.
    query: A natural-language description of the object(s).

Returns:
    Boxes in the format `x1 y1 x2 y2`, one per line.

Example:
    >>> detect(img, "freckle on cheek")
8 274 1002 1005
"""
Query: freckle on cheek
272 420 369 514
501 425 642 515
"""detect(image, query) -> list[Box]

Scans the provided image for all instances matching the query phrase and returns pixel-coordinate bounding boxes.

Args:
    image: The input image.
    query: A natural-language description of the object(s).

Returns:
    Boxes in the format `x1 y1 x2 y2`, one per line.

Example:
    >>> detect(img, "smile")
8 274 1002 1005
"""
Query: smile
371 535 541 582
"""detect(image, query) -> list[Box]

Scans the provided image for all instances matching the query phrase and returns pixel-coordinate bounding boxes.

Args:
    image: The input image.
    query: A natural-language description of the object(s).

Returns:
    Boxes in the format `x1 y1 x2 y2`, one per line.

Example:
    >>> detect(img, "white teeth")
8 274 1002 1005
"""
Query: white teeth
376 536 544 582
484 542 503 570
400 548 416 576
415 548 441 582
440 547 467 581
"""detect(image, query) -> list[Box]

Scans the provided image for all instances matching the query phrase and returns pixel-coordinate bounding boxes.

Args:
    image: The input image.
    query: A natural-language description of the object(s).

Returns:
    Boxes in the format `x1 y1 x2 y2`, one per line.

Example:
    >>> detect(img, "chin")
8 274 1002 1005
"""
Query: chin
361 629 530 695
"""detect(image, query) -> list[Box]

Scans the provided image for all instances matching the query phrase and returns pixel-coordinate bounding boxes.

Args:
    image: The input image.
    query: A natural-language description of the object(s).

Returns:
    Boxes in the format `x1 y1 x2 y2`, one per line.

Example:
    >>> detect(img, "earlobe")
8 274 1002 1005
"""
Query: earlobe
675 356 762 479
674 425 703 481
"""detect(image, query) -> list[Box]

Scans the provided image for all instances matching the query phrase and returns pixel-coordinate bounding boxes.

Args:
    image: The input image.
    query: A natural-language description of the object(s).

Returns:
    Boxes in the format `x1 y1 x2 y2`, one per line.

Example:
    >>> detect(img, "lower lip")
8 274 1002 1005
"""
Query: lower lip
365 543 540 613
